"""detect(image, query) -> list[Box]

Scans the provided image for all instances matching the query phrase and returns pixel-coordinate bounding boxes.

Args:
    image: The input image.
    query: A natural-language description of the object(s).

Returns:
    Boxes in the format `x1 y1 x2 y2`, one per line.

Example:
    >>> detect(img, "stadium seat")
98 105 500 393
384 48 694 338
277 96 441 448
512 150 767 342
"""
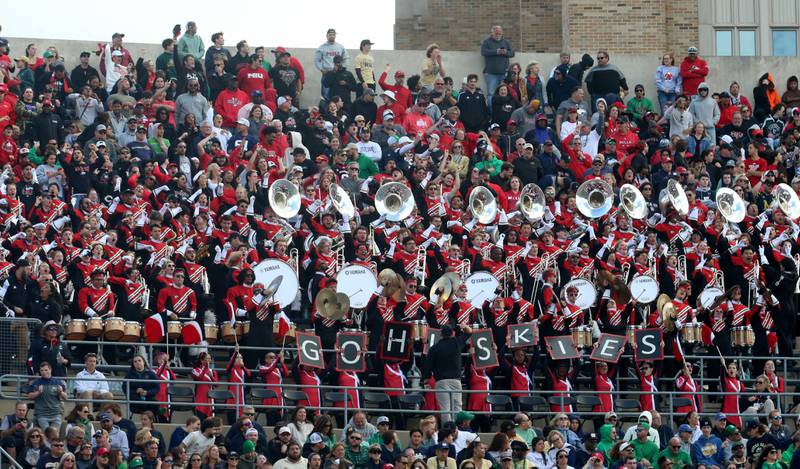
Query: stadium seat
324 392 351 406
168 385 195 413
547 395 577 409
363 392 392 410
576 395 602 409
207 389 235 409
283 390 310 406
486 394 513 410
518 395 548 420
614 399 642 419
250 389 278 423
397 393 426 420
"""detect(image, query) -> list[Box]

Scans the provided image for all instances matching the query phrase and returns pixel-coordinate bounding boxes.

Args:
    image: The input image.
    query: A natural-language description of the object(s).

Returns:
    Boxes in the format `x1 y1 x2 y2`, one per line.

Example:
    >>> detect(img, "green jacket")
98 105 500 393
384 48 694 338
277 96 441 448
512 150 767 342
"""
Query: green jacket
156 52 177 80
345 444 369 469
627 96 655 121
630 439 659 465
148 137 171 159
475 156 503 175
596 424 616 463
357 154 379 179
177 34 205 61
657 448 692 469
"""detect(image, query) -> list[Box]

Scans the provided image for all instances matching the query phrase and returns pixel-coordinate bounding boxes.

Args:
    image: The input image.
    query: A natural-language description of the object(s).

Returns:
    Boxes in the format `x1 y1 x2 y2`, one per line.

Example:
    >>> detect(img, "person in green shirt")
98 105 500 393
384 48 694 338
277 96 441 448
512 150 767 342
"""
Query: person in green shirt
177 22 205 61
148 124 171 159
344 431 369 469
627 85 655 121
656 437 692 469
367 416 391 446
156 39 177 80
350 151 378 179
597 424 619 463
475 152 503 176
513 414 537 448
629 425 659 466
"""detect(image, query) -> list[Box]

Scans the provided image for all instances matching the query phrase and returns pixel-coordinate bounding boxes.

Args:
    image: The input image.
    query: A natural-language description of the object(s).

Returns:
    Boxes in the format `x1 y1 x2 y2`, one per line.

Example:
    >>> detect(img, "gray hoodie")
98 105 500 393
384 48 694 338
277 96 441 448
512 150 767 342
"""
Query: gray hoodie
688 82 720 129
314 42 349 72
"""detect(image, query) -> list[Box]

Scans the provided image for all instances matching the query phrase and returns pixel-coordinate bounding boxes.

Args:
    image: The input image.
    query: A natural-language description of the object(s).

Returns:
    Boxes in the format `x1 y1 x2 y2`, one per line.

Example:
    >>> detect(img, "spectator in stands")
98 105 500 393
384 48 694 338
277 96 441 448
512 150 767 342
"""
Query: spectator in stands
692 419 723 469
654 53 681 114
200 444 223 469
1 402 31 459
427 443 456 469
170 417 200 452
422 325 471 423
175 77 209 126
267 426 292 464
27 362 67 430
274 441 307 469
513 414 537 448
180 418 219 459
630 425 659 466
64 405 93 445
140 411 166 457
480 26 514 107
679 47 708 97
37 436 66 469
585 51 627 112
123 355 159 416
20 427 46 469
74 353 112 401
342 412 377 444
97 412 129 459
457 74 488 132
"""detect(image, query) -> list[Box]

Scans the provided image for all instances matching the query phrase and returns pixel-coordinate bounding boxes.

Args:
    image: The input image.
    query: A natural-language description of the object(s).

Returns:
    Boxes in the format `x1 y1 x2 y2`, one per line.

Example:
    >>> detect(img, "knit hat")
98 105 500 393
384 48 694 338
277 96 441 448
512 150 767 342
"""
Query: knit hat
242 440 255 454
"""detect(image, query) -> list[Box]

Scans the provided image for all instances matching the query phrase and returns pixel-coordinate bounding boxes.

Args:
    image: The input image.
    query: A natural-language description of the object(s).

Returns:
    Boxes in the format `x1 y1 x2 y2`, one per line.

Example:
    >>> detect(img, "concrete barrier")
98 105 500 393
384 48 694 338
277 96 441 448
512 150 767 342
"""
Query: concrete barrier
5 36 800 113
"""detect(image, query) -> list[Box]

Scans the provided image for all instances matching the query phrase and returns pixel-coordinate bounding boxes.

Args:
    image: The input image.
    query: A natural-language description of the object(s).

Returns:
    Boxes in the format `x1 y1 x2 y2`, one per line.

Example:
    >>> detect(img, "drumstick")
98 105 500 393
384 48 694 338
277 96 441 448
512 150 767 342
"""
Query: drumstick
347 289 363 298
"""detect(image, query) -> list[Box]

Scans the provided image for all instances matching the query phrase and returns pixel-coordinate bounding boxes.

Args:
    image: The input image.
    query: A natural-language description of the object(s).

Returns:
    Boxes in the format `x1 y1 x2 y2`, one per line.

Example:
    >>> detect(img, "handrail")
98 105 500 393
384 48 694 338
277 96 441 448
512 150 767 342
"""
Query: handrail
1 373 795 424
0 446 23 469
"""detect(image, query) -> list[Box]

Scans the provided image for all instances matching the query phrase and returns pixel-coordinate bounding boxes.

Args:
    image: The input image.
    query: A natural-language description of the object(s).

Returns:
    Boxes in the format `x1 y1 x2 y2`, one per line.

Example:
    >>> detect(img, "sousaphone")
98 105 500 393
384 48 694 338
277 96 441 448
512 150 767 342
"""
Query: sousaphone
619 184 648 219
375 182 416 221
716 187 746 223
329 183 355 218
576 179 614 219
659 179 689 216
268 179 302 218
519 184 546 222
469 186 498 224
776 183 800 220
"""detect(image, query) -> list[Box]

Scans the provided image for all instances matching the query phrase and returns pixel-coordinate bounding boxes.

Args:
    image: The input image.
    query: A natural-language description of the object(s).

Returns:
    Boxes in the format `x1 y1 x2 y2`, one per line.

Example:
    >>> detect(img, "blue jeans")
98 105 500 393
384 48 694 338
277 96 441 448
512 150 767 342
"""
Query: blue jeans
657 91 677 115
484 73 506 106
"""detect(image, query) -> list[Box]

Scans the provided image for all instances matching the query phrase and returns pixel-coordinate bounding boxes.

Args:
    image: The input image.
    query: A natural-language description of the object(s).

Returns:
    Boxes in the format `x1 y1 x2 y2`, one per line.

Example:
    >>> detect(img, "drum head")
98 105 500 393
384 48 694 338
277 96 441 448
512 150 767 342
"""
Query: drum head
336 265 378 309
565 278 597 310
253 259 300 308
465 272 500 308
699 287 723 309
629 275 659 304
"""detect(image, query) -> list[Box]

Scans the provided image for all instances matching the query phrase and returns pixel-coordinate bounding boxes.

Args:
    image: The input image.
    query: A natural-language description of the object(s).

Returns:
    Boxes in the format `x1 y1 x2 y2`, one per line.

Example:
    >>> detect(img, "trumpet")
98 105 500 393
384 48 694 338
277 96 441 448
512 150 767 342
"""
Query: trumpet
794 254 800 294
142 285 152 314
334 243 345 273
677 255 688 282
290 248 299 279
457 259 471 281
369 225 381 257
417 245 428 287
714 268 725 290
201 272 210 296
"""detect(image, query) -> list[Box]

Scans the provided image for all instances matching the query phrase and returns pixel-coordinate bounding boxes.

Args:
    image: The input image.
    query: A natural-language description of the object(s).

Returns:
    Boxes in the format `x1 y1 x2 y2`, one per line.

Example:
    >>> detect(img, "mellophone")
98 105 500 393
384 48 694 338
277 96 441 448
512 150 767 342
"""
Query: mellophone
64 317 298 345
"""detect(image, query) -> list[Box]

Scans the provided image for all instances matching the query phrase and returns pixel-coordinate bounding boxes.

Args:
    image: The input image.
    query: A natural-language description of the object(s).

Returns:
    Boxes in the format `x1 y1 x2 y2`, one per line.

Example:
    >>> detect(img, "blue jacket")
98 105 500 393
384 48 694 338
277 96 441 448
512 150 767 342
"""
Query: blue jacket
692 434 724 467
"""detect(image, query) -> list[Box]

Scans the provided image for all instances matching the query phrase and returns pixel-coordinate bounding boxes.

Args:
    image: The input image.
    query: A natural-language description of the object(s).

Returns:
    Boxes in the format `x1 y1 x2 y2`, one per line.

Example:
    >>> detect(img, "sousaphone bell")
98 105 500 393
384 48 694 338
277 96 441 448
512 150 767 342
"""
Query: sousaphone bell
619 184 648 219
775 183 800 220
519 184 546 222
659 179 689 216
469 186 498 224
576 179 614 219
716 187 746 223
375 182 416 221
329 183 355 218
268 179 302 218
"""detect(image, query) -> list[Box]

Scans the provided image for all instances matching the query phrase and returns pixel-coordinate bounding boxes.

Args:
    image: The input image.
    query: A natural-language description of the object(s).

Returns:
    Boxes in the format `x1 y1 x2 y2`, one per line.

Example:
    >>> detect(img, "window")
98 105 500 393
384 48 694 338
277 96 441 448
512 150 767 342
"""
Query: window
739 30 756 55
773 30 798 56
716 30 733 56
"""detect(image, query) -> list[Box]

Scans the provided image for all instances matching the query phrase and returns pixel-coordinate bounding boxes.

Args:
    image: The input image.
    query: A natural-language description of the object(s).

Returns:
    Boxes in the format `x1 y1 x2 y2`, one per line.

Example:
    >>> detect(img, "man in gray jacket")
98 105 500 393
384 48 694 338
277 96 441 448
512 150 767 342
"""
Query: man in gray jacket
688 82 720 144
315 28 349 100
480 26 515 106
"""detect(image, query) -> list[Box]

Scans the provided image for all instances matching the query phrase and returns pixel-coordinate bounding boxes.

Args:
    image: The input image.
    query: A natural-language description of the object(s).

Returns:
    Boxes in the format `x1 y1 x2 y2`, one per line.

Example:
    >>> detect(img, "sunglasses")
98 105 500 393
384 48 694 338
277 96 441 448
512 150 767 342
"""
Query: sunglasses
671 445 680 449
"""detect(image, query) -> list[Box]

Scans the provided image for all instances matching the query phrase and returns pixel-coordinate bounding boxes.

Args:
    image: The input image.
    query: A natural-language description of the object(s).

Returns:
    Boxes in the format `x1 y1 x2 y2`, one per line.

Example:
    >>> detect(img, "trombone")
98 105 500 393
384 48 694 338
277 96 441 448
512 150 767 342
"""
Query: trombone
290 248 299 279
416 246 428 287
677 255 688 282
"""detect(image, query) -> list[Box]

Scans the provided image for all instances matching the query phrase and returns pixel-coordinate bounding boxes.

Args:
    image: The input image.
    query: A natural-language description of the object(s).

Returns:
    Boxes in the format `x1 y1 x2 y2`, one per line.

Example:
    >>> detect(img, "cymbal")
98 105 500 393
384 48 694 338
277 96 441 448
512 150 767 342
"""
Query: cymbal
662 302 677 332
379 269 400 288
656 294 671 313
442 272 462 291
315 288 338 318
430 276 453 304
264 275 284 299
328 292 350 319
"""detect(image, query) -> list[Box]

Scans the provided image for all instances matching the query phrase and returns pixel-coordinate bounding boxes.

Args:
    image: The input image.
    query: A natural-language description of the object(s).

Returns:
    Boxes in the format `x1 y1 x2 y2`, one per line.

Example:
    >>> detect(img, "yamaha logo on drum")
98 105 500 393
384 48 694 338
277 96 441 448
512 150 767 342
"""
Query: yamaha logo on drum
471 278 493 283
261 265 281 272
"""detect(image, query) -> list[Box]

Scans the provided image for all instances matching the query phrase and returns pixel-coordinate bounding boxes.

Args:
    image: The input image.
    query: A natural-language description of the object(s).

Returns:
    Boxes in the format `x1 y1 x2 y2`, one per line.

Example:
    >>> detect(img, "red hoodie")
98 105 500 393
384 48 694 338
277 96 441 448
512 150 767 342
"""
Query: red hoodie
214 88 251 128
378 71 413 111
679 56 709 96
237 66 272 97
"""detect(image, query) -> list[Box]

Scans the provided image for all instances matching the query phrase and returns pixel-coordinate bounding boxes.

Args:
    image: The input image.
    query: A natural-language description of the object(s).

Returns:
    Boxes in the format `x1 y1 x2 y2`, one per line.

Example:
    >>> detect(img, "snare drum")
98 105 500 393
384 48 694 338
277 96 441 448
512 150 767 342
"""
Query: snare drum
571 326 592 349
412 320 429 342
732 326 747 347
221 322 237 343
681 323 699 344
167 321 182 340
121 321 141 342
86 317 104 337
627 325 643 348
745 325 755 347
65 319 87 340
204 324 219 344
103 318 125 341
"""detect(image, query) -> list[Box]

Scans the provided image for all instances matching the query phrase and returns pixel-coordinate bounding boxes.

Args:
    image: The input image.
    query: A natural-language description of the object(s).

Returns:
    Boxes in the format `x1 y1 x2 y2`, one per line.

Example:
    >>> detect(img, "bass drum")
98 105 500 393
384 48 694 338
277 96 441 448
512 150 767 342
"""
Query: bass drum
563 278 597 310
465 272 500 308
336 265 378 309
253 259 300 309
698 287 724 309
629 275 659 304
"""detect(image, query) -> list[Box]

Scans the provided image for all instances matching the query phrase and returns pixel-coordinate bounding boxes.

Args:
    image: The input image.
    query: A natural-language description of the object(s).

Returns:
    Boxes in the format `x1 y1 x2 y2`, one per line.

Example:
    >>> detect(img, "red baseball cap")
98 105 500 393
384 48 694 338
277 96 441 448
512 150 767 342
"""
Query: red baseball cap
271 46 287 54
676 166 688 174
394 70 405 78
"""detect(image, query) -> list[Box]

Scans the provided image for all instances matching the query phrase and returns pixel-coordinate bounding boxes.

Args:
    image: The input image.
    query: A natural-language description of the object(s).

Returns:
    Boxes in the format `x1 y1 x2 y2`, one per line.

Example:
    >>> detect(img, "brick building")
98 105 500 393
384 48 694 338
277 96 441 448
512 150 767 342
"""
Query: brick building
395 0 800 57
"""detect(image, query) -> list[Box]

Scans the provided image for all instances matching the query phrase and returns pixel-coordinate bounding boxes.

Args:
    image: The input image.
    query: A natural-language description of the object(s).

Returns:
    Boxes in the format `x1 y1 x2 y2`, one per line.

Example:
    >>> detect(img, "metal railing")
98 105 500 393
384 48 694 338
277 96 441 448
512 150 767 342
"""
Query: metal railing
2 372 798 428
0 447 23 469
